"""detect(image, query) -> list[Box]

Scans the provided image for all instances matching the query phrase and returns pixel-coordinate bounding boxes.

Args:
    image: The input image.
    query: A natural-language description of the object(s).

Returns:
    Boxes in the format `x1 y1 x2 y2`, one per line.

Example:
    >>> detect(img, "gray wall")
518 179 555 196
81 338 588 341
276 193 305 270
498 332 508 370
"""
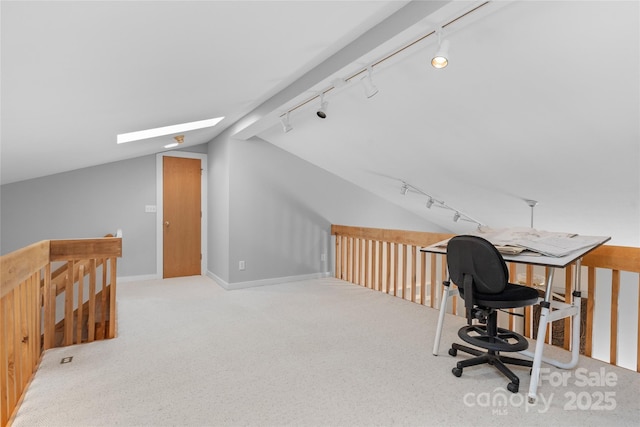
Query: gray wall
221 136 446 284
0 144 209 277
2 135 445 284
0 155 157 276
208 132 231 282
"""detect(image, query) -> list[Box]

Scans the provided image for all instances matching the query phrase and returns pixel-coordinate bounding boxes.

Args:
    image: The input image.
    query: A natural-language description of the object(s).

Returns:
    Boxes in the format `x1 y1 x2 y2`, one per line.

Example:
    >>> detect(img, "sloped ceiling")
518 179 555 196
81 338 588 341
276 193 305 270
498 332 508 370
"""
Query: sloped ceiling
0 0 409 183
252 1 640 245
2 1 639 245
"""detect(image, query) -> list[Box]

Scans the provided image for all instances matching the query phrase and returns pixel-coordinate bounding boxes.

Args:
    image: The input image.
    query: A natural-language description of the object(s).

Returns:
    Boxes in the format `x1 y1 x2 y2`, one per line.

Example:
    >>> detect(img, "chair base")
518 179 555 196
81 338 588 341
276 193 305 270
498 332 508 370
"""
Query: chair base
449 343 533 393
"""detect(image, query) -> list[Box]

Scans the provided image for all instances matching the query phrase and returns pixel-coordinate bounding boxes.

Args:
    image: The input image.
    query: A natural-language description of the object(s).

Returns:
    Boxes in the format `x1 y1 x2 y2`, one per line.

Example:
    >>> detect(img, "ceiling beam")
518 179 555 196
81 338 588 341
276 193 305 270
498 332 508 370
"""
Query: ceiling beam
231 0 452 140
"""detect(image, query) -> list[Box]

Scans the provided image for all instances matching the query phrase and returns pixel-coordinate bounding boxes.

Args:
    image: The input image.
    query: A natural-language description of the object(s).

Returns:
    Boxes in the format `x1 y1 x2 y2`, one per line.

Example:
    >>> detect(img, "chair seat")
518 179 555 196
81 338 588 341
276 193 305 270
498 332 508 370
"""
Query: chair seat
459 282 539 309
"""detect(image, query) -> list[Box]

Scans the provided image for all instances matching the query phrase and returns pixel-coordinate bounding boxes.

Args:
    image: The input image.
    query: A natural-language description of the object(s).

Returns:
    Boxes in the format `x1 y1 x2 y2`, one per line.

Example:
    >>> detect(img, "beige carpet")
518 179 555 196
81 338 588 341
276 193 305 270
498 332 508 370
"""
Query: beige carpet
12 276 640 426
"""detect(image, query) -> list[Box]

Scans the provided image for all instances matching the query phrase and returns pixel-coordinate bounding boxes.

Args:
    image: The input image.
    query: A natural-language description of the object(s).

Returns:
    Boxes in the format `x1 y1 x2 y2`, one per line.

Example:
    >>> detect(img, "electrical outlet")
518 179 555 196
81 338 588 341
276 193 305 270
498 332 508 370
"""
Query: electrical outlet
145 205 157 213
239 260 246 271
321 253 327 262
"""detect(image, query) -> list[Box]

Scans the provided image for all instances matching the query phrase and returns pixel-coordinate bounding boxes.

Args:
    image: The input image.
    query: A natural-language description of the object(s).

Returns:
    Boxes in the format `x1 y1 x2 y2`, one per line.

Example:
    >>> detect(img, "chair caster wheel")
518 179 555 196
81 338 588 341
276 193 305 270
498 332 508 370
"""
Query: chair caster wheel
449 348 457 357
507 382 519 393
452 367 463 377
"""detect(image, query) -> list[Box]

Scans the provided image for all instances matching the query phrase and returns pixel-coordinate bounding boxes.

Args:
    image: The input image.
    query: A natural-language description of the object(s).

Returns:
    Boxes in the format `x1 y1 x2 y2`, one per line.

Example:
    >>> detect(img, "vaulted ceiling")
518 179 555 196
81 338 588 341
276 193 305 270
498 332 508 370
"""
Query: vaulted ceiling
2 1 639 245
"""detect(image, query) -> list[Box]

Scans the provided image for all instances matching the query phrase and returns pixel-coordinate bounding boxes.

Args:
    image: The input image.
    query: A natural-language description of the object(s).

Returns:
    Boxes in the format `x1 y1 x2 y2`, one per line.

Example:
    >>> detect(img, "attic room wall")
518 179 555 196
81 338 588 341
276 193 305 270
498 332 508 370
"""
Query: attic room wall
207 130 231 283
223 135 448 285
0 144 208 278
0 155 156 277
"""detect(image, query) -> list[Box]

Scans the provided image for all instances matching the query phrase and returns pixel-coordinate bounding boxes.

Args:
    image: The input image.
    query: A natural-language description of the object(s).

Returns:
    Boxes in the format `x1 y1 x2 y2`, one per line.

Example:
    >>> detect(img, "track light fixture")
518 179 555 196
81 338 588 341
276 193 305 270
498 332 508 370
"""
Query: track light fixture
316 93 328 119
426 197 434 209
398 179 484 227
277 2 492 130
431 29 450 69
361 66 379 98
280 112 293 133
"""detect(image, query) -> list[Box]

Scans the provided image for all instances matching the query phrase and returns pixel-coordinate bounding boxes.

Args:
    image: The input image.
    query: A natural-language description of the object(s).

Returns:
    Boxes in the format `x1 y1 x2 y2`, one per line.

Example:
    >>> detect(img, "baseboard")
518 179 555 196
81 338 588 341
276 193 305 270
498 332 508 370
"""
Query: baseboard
206 270 331 290
117 274 160 283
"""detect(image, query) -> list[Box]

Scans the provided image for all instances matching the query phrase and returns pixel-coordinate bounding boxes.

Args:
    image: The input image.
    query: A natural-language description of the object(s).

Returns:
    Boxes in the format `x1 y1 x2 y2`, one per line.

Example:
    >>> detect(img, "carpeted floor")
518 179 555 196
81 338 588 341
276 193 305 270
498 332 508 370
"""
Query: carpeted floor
12 276 640 426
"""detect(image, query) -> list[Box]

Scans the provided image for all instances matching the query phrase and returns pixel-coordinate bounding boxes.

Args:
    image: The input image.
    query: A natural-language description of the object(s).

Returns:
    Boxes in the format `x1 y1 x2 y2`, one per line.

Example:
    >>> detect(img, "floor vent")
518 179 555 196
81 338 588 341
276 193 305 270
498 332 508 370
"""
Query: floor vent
60 356 73 364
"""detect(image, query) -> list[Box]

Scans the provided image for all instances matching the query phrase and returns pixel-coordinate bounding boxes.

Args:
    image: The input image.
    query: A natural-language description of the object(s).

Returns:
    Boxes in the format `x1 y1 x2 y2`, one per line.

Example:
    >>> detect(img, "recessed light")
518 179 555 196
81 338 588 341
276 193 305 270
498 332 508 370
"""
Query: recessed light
117 116 224 144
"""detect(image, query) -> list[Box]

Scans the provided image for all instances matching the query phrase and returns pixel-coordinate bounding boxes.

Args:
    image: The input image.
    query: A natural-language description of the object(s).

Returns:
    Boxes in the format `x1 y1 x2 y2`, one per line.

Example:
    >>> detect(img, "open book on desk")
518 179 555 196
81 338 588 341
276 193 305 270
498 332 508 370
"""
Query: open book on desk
428 227 605 258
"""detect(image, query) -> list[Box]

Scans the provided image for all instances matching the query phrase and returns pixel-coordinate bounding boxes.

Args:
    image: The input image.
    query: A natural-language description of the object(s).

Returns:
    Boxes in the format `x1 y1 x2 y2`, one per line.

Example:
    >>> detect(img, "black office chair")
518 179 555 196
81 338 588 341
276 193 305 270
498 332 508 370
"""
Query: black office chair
446 235 539 393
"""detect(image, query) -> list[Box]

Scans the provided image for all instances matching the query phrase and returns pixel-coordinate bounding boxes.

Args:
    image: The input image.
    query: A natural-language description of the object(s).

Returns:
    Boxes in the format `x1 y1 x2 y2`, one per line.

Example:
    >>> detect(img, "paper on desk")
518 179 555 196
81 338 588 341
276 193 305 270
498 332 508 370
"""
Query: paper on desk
429 227 600 257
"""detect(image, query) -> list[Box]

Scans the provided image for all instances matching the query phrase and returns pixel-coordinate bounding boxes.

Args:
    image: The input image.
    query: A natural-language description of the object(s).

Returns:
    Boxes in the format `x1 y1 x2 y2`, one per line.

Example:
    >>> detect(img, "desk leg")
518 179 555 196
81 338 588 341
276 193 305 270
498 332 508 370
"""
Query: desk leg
528 301 550 403
433 281 457 356
527 268 555 404
526 264 583 403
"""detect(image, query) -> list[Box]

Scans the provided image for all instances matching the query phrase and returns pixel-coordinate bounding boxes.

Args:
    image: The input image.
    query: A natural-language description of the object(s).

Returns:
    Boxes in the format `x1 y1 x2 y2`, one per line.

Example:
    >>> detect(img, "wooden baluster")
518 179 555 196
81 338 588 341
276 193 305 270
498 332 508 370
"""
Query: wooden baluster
77 265 84 344
371 240 377 291
14 284 24 393
430 254 437 308
342 236 348 281
378 241 383 292
524 264 534 338
108 258 117 339
347 238 353 284
393 244 399 297
100 260 107 340
386 242 391 294
420 251 426 305
442 256 451 314
401 244 407 300
545 266 552 344
564 266 573 350
6 290 17 414
88 259 96 342
610 270 620 365
335 236 341 280
585 266 596 357
353 238 359 285
64 261 74 346
411 246 417 303
508 262 517 332
43 263 55 350
364 239 370 288
20 280 29 390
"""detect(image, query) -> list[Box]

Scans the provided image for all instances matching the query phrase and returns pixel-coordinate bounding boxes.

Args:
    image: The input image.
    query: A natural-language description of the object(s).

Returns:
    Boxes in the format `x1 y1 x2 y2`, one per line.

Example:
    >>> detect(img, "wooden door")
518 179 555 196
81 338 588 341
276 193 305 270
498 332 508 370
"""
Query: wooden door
163 156 201 278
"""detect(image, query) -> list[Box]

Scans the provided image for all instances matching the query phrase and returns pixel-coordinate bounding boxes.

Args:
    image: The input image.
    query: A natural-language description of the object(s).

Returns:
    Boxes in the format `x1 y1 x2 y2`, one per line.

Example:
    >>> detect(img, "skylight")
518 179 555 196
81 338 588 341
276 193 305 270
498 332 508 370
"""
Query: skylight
117 116 224 144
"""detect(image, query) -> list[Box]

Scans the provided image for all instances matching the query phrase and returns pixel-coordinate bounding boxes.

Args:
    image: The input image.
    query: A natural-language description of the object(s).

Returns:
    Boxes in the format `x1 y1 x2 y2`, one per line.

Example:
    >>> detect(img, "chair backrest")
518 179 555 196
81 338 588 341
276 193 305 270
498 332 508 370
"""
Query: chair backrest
447 235 508 294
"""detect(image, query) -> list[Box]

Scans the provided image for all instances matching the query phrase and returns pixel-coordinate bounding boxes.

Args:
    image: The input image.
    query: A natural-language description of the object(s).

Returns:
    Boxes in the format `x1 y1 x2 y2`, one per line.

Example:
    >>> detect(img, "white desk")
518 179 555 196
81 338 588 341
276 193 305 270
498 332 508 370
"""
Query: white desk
422 235 610 404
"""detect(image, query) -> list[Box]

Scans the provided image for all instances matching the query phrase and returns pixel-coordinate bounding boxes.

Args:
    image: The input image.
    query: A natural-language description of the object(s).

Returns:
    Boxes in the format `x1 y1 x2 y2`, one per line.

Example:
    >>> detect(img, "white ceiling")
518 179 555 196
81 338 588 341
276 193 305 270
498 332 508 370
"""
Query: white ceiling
2 1 639 245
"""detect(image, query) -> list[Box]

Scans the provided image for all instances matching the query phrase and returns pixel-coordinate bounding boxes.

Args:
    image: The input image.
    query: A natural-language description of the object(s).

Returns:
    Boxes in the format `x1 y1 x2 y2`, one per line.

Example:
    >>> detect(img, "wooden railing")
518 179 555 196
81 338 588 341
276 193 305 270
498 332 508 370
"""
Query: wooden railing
0 236 121 426
331 224 640 372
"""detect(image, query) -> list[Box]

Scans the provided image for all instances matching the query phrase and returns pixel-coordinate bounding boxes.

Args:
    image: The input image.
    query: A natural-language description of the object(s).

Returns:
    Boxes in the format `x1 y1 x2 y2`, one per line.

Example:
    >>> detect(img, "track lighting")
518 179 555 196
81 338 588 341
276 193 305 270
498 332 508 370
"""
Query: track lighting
361 66 379 98
280 112 292 133
277 3 494 127
316 93 328 119
431 29 450 69
426 197 434 209
397 179 484 227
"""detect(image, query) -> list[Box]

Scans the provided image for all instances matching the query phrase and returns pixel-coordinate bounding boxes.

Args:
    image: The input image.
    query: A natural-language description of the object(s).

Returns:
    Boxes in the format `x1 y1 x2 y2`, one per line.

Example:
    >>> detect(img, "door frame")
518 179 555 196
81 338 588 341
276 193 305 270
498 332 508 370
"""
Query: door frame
156 151 208 278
